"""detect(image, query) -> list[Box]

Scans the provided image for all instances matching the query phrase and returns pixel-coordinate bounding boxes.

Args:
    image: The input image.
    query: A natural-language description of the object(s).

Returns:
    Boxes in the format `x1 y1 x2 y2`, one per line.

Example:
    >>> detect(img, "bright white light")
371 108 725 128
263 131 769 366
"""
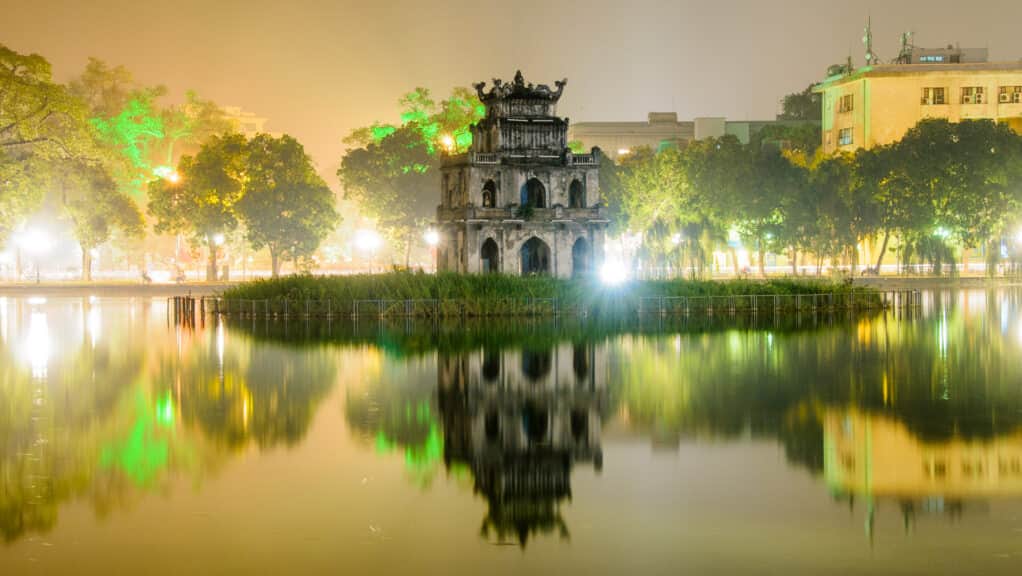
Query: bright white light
440 134 455 151
168 171 180 183
27 297 47 306
355 229 382 253
424 229 440 247
617 148 631 156
154 166 180 183
150 270 172 284
1014 228 1022 244
16 228 53 255
671 233 683 246
934 227 951 239
599 259 629 286
213 233 226 246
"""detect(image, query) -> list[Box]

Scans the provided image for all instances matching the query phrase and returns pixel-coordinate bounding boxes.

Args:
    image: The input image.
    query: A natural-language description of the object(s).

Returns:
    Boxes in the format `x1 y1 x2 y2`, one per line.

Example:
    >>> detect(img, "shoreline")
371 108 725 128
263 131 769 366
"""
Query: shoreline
0 282 235 297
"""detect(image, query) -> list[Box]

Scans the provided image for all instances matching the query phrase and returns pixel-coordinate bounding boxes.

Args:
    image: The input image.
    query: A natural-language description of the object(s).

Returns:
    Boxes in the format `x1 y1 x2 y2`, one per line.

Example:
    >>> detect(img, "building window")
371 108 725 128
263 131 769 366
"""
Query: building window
999 86 1022 104
921 87 946 105
961 86 986 104
838 128 853 146
838 94 854 113
919 55 945 63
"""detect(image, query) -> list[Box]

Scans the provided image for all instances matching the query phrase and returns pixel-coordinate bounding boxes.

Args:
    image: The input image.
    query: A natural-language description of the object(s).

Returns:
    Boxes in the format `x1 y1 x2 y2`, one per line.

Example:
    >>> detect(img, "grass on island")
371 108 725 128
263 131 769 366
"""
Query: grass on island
220 272 879 317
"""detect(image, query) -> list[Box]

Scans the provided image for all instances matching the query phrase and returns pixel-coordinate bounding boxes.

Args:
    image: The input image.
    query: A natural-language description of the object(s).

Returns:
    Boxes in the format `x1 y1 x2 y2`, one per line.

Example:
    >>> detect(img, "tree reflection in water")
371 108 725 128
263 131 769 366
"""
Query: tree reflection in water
6 291 1022 548
0 299 338 543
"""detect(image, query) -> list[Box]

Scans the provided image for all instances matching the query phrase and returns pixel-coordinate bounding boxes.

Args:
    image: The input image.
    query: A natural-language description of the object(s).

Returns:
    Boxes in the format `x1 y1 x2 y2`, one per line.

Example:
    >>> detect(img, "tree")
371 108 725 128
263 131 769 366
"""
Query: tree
338 87 484 266
238 134 339 277
1 44 93 247
70 58 231 198
62 162 144 280
148 134 248 280
777 84 822 122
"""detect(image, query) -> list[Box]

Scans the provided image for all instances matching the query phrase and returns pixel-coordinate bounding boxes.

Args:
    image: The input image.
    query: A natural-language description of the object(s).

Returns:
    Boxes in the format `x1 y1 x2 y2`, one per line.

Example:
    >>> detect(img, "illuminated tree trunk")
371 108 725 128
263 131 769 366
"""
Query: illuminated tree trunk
874 230 891 274
207 235 217 282
790 249 798 276
758 246 766 277
81 248 92 282
270 249 280 278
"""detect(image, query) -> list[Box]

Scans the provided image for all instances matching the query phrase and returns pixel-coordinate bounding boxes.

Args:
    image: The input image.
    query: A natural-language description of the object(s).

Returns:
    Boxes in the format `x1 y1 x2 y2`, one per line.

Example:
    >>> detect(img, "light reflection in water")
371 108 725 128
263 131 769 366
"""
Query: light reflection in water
2 292 1022 571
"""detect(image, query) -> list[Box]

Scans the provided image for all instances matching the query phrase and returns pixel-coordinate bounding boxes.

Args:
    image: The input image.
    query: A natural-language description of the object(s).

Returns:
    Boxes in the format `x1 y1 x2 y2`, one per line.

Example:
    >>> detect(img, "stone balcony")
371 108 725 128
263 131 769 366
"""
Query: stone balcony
442 151 600 168
437 204 606 224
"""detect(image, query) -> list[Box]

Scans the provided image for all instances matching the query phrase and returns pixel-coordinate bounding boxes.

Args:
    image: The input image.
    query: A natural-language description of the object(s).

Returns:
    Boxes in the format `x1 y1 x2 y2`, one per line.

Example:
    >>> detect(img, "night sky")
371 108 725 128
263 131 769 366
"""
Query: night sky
5 0 1022 179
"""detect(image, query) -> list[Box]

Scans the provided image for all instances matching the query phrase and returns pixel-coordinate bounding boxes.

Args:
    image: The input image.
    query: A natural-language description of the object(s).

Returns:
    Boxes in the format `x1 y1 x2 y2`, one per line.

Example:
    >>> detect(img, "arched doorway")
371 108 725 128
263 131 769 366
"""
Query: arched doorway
481 238 500 273
482 180 497 208
520 237 551 275
569 179 585 208
572 237 591 277
520 178 546 208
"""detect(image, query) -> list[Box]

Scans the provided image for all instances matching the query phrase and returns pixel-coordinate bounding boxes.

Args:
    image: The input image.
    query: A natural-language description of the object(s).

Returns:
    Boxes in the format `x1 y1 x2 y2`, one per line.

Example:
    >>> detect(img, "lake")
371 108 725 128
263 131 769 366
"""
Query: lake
1 291 1021 574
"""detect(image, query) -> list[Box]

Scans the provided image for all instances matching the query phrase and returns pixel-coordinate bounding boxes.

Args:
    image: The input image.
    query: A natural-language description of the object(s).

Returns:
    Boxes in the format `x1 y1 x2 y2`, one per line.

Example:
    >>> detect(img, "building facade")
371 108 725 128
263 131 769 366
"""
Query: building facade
568 112 814 160
436 71 607 278
815 47 1022 154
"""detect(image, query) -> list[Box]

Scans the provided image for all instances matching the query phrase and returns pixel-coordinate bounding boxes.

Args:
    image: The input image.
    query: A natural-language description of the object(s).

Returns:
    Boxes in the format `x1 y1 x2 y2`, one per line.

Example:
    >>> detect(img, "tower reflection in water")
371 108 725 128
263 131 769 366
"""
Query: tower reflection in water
437 343 606 546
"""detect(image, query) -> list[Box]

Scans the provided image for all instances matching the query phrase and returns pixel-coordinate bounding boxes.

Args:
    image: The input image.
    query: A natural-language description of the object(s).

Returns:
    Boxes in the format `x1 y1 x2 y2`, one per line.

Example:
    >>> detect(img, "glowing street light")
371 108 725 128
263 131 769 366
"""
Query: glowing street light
599 258 629 286
440 134 455 153
15 228 53 284
424 229 440 247
355 229 382 273
671 233 683 246
213 233 226 246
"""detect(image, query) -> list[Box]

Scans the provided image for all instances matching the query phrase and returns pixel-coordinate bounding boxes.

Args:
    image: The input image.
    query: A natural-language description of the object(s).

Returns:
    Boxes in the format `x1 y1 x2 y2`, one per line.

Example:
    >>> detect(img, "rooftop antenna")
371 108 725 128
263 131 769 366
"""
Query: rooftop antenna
894 30 914 64
863 16 876 66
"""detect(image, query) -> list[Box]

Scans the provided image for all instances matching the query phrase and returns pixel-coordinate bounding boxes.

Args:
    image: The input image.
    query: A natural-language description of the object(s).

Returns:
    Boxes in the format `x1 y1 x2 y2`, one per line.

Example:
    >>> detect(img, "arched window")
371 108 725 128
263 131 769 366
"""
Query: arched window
573 344 590 382
520 178 546 208
481 238 500 274
522 401 549 444
482 349 501 382
521 349 552 382
520 237 551 275
572 237 591 277
481 180 497 208
569 179 585 208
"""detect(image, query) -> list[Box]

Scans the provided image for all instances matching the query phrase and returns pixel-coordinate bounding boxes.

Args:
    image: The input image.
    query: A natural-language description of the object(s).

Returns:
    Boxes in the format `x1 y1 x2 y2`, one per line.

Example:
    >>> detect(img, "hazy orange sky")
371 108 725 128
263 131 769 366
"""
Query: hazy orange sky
5 0 1022 182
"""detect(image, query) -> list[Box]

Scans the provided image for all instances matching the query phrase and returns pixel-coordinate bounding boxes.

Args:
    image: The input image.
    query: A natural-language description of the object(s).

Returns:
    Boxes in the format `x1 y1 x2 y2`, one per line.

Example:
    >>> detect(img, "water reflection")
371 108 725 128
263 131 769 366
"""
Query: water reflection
0 297 338 543
4 291 1022 565
437 345 607 545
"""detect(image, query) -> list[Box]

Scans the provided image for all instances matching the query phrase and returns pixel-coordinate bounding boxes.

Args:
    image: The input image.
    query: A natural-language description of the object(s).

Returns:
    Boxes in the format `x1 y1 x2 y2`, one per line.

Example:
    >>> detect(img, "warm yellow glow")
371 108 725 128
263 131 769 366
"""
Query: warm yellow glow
440 134 455 152
423 229 440 247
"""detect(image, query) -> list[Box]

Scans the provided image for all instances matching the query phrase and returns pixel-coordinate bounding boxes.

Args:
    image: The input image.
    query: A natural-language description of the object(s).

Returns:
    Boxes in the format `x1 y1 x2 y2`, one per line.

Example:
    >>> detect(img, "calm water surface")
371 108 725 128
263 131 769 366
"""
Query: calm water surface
1 291 1022 574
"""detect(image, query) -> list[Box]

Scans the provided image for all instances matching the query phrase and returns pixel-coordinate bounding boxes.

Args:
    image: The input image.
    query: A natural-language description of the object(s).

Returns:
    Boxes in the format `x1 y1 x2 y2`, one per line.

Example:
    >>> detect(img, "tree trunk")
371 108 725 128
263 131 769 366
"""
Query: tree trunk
874 230 891 274
729 247 739 277
82 248 92 282
791 249 798 276
207 236 217 282
404 239 412 270
758 247 766 278
816 255 823 276
271 250 280 278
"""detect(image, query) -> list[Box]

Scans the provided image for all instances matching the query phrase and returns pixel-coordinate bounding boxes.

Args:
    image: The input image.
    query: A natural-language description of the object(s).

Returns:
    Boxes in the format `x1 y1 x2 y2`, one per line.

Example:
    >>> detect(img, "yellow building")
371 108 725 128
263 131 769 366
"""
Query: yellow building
824 409 1022 499
816 59 1022 154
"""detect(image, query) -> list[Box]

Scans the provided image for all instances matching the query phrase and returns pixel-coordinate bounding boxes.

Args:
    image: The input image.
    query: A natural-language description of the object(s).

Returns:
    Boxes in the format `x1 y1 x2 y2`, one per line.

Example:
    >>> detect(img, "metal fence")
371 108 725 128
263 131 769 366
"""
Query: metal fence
172 289 920 322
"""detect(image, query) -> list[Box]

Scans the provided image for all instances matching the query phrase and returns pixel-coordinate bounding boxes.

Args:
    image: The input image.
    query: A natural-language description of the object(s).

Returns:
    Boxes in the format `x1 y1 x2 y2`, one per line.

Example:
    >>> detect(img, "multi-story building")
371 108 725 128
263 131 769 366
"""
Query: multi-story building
437 71 607 277
815 45 1022 154
221 105 270 137
568 113 814 160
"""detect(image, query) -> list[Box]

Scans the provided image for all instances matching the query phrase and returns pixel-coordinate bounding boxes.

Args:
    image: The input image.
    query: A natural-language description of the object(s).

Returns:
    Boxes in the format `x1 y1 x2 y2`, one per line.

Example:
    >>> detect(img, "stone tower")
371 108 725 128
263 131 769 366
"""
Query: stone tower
436 71 607 277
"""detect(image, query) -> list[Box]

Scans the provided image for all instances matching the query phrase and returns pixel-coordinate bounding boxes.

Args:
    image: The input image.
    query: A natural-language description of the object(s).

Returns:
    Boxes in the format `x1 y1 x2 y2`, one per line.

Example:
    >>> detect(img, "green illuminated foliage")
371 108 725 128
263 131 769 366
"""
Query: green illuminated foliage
337 87 484 264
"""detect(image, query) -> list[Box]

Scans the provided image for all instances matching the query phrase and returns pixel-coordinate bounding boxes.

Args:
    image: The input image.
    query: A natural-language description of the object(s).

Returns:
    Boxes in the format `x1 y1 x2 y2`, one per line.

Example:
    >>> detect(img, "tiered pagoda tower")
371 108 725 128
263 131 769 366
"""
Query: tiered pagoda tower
436 71 607 277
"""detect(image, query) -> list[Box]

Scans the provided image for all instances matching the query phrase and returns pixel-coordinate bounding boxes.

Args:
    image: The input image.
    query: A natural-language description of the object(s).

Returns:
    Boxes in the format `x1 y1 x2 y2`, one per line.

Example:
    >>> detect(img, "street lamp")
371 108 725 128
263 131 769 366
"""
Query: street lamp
424 229 440 273
440 134 455 153
16 228 53 284
355 229 382 272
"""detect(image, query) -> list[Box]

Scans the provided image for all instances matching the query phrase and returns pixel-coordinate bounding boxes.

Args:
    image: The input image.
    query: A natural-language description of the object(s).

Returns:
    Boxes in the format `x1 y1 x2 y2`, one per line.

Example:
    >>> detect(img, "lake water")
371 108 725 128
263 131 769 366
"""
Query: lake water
1 291 1022 574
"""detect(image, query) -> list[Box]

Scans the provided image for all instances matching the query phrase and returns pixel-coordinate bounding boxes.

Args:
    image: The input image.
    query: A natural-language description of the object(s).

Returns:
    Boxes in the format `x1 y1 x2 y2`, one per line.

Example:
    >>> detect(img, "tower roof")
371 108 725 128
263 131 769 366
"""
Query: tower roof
473 70 567 105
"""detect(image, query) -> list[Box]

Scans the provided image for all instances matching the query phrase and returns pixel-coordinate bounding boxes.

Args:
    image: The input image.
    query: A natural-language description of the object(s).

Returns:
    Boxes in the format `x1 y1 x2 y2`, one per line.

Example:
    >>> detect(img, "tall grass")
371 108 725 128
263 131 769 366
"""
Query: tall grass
222 272 878 317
